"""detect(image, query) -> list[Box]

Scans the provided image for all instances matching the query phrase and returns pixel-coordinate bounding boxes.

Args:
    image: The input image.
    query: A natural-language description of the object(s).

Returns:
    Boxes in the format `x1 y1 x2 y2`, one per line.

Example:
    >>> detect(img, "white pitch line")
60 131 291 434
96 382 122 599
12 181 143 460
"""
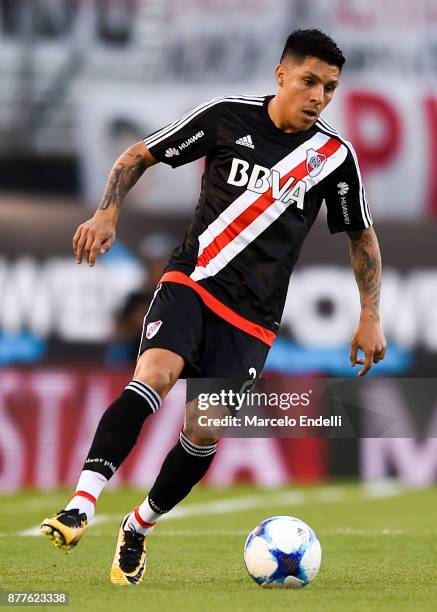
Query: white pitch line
0 494 68 514
16 514 122 537
16 526 45 536
0 528 415 538
313 487 346 502
363 480 406 499
84 530 249 538
3 483 407 538
12 491 306 537
330 528 404 535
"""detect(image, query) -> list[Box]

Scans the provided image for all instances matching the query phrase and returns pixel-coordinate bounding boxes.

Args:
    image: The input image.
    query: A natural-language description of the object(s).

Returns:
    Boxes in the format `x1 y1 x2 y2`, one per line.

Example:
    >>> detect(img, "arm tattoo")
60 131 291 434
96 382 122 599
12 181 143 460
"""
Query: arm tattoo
348 227 382 319
99 153 146 211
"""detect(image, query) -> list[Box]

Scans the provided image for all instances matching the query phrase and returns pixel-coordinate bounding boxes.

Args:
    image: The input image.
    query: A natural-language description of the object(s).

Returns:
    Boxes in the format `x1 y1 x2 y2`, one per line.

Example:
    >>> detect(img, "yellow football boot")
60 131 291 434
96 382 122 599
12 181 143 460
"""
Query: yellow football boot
110 515 147 585
40 509 88 553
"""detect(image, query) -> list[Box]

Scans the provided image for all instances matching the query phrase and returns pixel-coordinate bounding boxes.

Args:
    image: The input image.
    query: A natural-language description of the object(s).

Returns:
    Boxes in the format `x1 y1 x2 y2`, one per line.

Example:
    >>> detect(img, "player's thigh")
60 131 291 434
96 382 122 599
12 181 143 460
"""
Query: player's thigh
134 347 185 398
138 282 205 378
202 309 270 380
186 312 270 412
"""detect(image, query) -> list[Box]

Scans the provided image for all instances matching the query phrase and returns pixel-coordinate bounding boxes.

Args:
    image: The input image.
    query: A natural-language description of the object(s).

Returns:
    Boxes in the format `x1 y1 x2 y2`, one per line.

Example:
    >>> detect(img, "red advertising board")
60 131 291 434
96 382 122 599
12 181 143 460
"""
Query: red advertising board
0 369 327 492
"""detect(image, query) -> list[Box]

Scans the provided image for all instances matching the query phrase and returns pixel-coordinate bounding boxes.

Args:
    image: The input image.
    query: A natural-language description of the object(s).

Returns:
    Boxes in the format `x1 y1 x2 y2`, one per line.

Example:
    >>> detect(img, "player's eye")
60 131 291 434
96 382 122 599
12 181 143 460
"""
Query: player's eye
303 78 314 86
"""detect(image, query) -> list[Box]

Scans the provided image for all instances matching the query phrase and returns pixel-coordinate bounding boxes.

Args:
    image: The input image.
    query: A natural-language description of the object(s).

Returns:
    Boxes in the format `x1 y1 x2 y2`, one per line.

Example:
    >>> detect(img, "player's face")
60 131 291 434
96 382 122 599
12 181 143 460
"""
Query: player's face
274 56 340 131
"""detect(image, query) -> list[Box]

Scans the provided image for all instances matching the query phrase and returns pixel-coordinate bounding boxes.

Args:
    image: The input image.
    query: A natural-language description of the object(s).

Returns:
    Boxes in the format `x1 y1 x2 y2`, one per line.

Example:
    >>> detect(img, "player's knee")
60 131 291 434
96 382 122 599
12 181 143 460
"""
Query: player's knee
183 427 219 446
134 349 184 398
133 366 173 398
184 400 222 444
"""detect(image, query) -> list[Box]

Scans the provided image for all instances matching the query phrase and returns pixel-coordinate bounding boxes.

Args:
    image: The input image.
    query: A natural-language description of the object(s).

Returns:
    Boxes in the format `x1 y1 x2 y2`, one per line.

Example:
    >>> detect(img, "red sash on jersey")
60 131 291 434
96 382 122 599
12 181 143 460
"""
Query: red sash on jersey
159 271 276 347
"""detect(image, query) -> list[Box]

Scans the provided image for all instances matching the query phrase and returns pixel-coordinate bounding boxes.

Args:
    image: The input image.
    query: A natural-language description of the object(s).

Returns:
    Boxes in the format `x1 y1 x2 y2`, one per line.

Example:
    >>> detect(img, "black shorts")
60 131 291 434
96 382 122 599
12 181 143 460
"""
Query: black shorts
138 282 270 402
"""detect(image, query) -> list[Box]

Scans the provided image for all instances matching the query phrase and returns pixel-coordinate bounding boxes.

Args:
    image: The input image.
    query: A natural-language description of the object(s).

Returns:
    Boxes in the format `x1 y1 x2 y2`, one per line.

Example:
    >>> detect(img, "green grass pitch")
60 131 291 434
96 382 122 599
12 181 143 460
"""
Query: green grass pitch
1 483 436 611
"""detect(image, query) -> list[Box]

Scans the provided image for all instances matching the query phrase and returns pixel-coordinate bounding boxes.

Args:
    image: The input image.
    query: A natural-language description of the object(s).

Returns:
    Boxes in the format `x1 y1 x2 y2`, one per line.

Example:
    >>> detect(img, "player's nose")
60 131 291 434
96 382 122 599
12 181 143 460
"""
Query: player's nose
309 85 324 104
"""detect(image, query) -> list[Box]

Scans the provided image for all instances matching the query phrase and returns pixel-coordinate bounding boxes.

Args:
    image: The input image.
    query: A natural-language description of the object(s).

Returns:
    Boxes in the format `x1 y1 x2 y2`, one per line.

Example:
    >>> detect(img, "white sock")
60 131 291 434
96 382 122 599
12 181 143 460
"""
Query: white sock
65 495 95 520
125 497 161 536
64 470 108 521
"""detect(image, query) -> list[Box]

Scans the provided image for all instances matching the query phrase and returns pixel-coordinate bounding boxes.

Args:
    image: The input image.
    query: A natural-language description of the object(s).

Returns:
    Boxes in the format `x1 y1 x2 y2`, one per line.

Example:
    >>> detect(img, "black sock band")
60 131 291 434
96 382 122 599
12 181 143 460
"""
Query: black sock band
124 380 161 412
83 380 161 480
178 432 218 457
147 433 217 514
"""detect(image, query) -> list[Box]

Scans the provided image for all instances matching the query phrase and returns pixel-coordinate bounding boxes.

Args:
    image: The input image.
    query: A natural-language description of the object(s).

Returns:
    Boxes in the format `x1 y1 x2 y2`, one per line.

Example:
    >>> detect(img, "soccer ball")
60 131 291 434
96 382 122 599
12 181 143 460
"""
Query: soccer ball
244 516 322 588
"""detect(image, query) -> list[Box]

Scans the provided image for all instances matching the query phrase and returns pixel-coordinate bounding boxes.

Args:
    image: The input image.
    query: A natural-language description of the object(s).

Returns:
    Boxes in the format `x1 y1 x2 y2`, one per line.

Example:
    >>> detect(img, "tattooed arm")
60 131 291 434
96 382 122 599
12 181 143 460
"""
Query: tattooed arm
347 227 387 376
73 142 157 266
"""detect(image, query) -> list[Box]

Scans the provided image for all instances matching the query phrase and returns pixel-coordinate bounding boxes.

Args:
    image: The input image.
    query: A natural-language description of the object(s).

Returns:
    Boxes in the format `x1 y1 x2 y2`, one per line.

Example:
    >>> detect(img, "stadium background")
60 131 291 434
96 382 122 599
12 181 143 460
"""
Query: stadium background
1 0 437 495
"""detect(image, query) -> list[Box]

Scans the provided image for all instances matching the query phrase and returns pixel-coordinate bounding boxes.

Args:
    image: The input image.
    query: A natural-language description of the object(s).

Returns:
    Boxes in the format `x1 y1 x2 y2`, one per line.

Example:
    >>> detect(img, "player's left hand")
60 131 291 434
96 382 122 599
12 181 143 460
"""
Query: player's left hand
350 315 387 377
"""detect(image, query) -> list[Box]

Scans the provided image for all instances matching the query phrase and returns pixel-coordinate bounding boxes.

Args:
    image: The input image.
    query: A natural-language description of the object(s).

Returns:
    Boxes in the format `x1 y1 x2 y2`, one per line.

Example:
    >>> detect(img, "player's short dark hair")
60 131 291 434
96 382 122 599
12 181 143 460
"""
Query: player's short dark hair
280 29 345 71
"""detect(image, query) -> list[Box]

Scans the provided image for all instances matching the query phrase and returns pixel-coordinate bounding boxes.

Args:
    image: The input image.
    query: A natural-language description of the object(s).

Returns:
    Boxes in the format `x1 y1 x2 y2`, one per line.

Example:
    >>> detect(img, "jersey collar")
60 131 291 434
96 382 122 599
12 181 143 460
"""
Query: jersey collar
262 95 317 141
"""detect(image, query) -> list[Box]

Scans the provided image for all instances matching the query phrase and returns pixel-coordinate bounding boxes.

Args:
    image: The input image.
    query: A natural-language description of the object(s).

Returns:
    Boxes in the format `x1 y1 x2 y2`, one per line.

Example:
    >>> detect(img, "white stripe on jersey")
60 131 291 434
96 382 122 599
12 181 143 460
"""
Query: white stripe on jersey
144 96 264 150
316 118 372 227
190 141 348 281
136 283 162 361
317 116 340 135
196 132 332 258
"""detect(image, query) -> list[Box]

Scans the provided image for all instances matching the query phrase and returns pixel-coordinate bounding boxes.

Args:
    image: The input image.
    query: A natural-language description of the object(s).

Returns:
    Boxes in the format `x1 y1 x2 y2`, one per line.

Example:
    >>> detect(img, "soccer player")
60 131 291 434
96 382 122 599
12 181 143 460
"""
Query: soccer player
41 29 386 584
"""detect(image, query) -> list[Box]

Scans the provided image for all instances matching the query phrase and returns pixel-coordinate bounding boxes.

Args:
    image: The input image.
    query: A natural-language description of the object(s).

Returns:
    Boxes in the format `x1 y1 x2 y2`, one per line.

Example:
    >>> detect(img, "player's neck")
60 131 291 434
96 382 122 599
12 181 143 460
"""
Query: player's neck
267 96 300 134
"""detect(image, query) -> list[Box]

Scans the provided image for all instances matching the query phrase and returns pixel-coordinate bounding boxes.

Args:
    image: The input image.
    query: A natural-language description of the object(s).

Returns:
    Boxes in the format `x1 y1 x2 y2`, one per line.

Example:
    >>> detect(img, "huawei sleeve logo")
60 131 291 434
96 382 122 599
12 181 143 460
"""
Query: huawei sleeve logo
165 147 179 158
337 182 349 196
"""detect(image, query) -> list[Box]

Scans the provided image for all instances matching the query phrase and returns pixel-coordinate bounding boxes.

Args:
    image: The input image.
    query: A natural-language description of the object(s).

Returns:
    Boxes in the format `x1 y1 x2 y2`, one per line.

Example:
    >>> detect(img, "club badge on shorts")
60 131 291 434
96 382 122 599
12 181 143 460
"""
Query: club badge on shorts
146 320 163 339
306 148 327 177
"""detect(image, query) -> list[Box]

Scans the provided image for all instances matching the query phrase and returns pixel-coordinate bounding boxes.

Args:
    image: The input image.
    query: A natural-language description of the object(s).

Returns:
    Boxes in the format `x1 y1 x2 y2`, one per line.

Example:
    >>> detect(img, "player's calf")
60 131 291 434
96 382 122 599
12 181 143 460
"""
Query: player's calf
110 439 217 585
122 428 218 538
40 378 162 553
41 350 184 558
111 417 220 584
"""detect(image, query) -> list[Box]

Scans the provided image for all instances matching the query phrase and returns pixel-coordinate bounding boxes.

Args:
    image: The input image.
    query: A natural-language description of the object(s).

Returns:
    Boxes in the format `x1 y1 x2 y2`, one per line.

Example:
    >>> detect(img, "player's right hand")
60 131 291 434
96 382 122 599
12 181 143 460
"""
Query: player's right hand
73 211 117 266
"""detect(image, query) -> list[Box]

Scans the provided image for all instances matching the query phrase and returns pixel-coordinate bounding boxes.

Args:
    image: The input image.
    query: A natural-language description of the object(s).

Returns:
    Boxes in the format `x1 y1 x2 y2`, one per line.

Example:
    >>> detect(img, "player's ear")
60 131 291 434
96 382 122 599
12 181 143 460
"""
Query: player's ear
274 63 285 88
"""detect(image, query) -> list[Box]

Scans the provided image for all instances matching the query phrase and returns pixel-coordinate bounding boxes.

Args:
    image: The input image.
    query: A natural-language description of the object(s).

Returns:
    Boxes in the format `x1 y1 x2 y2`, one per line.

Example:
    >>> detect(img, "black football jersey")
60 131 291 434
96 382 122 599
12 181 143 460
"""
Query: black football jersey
144 95 372 345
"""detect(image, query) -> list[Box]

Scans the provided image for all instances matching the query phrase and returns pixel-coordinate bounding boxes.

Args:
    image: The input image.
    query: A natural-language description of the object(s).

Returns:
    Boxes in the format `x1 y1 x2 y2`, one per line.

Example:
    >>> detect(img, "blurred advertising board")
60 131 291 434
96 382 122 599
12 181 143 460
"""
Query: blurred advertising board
77 83 437 218
0 370 326 491
1 370 436 492
0 199 436 376
1 1 437 215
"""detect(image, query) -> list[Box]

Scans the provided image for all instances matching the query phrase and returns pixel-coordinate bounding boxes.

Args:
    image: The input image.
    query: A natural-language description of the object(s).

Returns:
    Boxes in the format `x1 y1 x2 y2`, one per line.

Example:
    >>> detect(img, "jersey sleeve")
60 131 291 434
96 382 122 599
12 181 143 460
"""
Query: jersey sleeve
324 144 373 233
143 98 224 168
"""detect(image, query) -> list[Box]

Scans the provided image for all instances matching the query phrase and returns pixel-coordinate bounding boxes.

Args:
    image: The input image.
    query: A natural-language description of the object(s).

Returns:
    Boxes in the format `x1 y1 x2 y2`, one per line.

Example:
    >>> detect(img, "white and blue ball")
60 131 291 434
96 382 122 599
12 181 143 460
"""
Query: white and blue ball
244 516 322 588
